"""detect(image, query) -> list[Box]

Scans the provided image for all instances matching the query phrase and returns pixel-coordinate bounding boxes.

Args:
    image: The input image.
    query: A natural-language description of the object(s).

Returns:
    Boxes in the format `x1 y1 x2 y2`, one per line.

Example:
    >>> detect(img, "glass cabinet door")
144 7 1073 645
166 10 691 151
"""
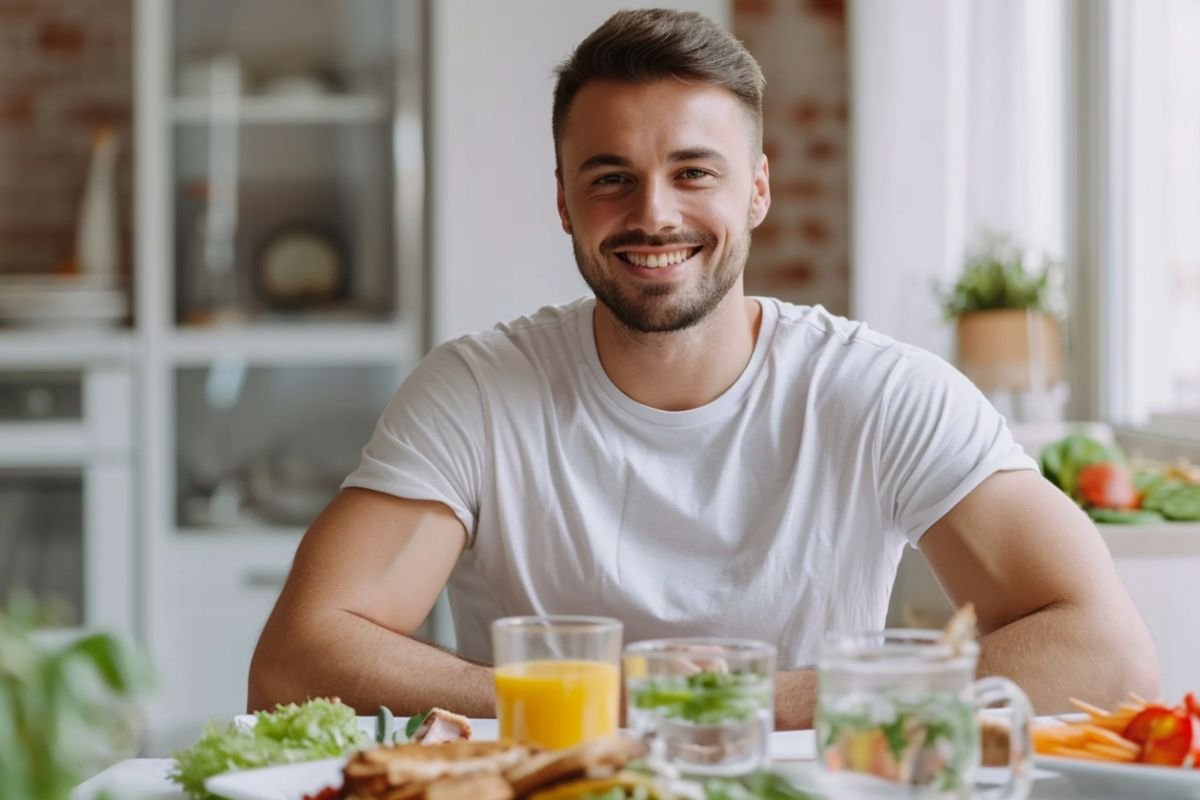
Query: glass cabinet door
168 0 421 327
0 469 85 624
174 362 401 531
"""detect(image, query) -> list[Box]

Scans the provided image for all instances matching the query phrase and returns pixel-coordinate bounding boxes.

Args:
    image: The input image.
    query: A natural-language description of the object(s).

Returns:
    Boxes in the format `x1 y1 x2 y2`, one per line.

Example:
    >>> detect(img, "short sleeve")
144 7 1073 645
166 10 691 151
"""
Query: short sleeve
875 349 1038 545
341 342 486 546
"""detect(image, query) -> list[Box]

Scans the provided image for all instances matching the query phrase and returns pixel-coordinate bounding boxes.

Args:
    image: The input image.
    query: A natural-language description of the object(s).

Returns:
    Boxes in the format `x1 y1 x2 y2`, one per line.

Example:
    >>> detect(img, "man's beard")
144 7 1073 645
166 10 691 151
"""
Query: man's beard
572 220 752 334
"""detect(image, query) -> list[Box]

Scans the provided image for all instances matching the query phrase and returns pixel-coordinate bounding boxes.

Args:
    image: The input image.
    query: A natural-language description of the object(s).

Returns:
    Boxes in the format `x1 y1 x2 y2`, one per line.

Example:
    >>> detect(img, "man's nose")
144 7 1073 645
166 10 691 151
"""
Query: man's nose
626 178 680 233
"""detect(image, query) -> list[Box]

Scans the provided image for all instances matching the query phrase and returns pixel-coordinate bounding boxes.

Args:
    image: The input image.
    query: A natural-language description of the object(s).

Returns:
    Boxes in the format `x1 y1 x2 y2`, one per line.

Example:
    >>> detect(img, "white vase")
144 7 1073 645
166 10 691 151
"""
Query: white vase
75 128 120 279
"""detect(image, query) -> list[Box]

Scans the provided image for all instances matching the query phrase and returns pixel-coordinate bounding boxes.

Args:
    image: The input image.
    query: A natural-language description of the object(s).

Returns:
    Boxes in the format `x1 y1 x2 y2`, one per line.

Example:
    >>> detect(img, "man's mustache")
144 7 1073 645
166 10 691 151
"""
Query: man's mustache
600 230 718 252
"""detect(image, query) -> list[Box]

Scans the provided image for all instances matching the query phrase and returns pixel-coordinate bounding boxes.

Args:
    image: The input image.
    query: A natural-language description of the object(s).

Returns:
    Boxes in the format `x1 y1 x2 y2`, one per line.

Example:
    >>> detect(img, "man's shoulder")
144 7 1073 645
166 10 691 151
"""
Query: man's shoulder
429 297 590 384
445 297 588 354
760 297 966 411
763 297 921 366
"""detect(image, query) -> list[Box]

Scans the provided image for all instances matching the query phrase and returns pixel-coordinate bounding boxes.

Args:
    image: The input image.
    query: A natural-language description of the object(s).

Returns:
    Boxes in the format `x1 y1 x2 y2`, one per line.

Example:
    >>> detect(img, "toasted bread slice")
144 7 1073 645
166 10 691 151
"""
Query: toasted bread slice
425 773 514 800
344 739 530 798
527 770 663 800
505 735 648 797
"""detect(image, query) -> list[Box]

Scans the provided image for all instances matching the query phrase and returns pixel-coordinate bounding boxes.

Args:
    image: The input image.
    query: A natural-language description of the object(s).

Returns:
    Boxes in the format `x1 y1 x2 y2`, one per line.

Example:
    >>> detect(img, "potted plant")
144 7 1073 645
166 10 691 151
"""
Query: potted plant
938 234 1063 393
0 594 147 800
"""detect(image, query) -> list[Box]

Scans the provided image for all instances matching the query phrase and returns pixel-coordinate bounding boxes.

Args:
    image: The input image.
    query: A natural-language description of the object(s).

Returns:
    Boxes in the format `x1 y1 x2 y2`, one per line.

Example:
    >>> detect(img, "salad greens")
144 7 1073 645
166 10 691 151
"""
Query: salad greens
817 691 977 793
1039 434 1122 501
170 698 366 799
631 671 771 725
405 709 431 740
701 771 813 800
1038 433 1200 522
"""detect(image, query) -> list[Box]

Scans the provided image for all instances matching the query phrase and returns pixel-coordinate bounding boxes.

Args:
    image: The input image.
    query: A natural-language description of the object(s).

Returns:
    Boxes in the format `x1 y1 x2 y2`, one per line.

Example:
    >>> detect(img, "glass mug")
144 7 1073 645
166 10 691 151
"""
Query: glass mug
816 630 1033 800
491 615 622 749
624 637 776 777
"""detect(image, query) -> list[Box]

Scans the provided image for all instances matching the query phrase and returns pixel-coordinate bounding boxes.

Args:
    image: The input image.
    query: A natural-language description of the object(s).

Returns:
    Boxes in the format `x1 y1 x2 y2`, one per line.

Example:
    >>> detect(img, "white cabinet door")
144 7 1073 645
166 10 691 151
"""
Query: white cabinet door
145 535 299 754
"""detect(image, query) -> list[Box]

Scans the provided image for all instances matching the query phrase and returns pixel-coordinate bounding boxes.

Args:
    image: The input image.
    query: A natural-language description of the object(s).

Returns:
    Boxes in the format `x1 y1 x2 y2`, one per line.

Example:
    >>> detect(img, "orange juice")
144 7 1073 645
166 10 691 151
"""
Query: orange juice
494 659 620 748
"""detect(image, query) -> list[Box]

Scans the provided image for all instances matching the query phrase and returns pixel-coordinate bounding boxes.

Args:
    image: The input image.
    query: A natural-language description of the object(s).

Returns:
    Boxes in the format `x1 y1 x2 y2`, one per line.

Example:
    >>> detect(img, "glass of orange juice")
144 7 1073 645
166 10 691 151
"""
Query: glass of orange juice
491 615 622 749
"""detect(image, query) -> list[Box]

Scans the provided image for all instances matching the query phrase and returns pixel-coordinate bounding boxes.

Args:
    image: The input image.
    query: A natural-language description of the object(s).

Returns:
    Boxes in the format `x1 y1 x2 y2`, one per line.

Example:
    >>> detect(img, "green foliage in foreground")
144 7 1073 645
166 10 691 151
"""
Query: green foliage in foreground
0 593 147 800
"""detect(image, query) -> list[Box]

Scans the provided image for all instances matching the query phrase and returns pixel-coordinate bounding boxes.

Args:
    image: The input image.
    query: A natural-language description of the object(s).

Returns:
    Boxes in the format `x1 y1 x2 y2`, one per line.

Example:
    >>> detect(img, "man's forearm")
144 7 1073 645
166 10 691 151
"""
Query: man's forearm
774 668 817 730
977 599 1159 714
248 608 495 717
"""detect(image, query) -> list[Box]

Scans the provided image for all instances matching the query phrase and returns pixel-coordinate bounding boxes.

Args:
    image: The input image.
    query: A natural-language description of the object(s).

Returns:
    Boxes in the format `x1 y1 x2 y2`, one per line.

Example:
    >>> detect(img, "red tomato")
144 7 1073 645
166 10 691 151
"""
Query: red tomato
1124 706 1195 766
1187 692 1200 721
1077 462 1140 509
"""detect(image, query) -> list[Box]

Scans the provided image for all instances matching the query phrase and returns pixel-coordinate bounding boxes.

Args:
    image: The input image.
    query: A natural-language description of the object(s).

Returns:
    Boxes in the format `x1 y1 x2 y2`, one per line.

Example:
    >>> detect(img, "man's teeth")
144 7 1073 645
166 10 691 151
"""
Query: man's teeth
623 249 693 268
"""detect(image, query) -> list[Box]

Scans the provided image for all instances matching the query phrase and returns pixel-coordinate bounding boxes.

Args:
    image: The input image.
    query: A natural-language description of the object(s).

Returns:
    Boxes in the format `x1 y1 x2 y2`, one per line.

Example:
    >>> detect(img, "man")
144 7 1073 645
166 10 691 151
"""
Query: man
248 9 1157 728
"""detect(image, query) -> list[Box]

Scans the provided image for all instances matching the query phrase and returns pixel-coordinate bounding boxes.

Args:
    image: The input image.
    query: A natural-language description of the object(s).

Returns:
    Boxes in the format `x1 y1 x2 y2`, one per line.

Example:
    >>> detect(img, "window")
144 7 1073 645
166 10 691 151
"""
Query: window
1105 0 1200 430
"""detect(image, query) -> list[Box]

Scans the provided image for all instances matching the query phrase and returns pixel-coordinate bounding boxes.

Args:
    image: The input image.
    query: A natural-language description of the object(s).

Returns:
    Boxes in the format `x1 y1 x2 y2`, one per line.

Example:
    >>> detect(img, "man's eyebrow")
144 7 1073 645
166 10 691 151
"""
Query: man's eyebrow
575 148 728 176
668 147 727 165
577 154 631 175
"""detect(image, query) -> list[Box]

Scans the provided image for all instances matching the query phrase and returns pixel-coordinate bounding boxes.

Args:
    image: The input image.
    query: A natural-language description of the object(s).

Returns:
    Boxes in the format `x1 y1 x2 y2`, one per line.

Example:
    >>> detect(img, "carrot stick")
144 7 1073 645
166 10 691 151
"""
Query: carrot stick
1081 726 1140 756
1070 698 1113 717
1044 744 1112 761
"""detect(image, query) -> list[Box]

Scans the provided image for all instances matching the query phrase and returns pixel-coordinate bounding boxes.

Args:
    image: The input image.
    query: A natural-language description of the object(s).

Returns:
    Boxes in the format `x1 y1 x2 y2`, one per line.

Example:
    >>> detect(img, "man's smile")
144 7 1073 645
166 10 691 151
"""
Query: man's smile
612 246 703 271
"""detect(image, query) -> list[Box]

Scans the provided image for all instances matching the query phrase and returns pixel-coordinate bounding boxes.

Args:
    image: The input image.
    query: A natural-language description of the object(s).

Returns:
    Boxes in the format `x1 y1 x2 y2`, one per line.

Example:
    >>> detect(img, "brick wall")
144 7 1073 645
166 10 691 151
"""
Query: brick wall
0 0 847 304
734 0 849 316
0 0 133 276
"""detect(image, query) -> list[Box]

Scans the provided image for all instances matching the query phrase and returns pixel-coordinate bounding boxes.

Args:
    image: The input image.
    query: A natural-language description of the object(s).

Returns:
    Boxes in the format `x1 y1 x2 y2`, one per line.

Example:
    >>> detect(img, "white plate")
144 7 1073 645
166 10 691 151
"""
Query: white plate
206 757 346 800
207 719 814 800
1035 755 1200 798
205 758 818 800
210 716 498 799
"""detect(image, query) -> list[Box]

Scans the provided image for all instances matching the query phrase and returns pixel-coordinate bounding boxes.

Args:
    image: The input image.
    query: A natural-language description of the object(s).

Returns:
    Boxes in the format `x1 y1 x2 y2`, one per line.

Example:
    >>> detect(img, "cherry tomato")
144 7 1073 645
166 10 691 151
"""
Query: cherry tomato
1124 706 1195 766
1077 462 1140 509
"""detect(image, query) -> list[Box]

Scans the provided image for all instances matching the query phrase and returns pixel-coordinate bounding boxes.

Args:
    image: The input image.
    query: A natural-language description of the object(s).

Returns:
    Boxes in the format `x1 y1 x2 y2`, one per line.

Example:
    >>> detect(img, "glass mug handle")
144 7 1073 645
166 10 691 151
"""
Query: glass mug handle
973 676 1034 800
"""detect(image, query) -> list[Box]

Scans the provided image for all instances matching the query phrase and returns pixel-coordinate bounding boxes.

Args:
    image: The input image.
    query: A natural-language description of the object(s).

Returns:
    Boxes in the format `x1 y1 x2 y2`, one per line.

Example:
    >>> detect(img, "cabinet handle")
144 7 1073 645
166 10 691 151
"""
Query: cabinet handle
241 569 288 589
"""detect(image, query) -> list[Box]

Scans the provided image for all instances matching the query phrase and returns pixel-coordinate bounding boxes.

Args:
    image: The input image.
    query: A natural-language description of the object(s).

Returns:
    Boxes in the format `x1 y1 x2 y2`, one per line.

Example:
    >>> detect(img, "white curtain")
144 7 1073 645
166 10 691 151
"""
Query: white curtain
849 0 1068 361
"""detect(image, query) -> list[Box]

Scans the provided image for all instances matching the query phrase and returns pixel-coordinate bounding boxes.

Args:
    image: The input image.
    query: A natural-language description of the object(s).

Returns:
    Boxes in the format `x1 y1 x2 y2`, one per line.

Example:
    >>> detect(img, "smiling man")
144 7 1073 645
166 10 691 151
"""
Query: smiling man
249 9 1158 727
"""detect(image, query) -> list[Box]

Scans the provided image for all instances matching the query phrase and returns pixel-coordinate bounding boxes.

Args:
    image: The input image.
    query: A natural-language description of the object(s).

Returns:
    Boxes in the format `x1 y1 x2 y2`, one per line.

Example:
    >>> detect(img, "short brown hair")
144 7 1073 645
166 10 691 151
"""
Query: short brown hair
552 9 765 161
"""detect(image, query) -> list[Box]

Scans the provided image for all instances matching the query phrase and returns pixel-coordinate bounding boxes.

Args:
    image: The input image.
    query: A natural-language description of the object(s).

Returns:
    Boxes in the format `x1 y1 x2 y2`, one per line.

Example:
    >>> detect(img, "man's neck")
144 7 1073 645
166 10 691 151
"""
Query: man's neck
592 292 763 411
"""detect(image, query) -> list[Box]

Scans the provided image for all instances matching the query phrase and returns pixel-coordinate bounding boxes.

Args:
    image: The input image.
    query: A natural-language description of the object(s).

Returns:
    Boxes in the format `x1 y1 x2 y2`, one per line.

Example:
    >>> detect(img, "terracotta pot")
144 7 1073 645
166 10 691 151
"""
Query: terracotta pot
955 309 1062 392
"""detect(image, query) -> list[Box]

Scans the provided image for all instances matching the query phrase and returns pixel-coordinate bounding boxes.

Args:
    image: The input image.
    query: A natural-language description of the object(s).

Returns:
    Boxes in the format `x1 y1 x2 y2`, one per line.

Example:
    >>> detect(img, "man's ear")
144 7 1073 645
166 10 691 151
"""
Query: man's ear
556 170 573 234
749 153 771 229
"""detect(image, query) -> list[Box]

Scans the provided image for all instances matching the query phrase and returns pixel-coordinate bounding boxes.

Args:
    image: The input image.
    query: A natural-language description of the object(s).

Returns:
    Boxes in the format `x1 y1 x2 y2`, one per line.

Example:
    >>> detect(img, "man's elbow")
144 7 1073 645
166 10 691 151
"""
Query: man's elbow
1084 602 1161 706
246 618 308 712
1107 620 1161 702
247 637 284 712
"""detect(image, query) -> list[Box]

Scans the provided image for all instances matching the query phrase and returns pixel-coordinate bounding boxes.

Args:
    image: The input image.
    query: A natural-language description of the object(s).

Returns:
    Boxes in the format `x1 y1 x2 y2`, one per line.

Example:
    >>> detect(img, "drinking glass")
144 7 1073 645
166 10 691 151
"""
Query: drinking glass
624 637 775 777
491 615 622 749
816 629 1033 800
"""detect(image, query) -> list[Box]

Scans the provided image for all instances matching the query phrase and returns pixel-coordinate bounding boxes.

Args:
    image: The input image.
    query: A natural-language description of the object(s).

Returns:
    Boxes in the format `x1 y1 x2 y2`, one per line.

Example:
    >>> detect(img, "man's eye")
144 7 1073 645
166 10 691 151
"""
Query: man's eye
678 168 712 180
593 174 629 186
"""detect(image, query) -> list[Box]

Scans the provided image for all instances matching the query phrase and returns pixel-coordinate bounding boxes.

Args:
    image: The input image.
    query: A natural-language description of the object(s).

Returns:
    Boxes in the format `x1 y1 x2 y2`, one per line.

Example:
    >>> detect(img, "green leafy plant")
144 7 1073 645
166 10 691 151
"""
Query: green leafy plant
0 593 148 800
938 233 1059 320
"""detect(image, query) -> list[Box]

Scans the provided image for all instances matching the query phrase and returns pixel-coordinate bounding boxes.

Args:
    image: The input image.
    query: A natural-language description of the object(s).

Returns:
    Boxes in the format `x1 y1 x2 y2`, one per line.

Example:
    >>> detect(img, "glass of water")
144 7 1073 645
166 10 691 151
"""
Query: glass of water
624 638 775 777
816 629 1033 800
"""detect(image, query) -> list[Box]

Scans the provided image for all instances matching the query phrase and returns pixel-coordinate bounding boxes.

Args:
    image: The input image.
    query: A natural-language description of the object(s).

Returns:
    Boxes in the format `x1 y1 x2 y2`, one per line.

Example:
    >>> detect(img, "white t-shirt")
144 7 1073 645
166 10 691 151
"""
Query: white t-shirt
343 296 1036 667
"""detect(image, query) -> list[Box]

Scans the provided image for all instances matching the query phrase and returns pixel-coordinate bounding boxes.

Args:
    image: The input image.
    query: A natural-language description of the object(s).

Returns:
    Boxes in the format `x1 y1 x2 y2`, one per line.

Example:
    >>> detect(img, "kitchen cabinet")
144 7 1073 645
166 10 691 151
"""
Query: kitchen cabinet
0 348 136 641
134 0 427 752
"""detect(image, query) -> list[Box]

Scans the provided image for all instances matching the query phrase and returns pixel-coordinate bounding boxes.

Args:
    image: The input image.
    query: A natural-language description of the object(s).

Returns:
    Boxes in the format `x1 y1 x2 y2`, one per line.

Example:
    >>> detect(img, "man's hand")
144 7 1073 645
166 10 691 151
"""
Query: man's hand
919 470 1160 712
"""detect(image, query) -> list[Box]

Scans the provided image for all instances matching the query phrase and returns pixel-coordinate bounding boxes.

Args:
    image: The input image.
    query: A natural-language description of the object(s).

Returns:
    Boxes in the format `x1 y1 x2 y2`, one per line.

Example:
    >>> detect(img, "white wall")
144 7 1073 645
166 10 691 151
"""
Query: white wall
430 0 729 343
849 0 1068 359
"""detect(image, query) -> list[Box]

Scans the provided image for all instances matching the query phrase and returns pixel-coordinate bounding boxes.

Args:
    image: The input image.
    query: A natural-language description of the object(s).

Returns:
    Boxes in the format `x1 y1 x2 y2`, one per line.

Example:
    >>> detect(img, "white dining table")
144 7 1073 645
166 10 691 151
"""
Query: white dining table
66 723 1154 800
